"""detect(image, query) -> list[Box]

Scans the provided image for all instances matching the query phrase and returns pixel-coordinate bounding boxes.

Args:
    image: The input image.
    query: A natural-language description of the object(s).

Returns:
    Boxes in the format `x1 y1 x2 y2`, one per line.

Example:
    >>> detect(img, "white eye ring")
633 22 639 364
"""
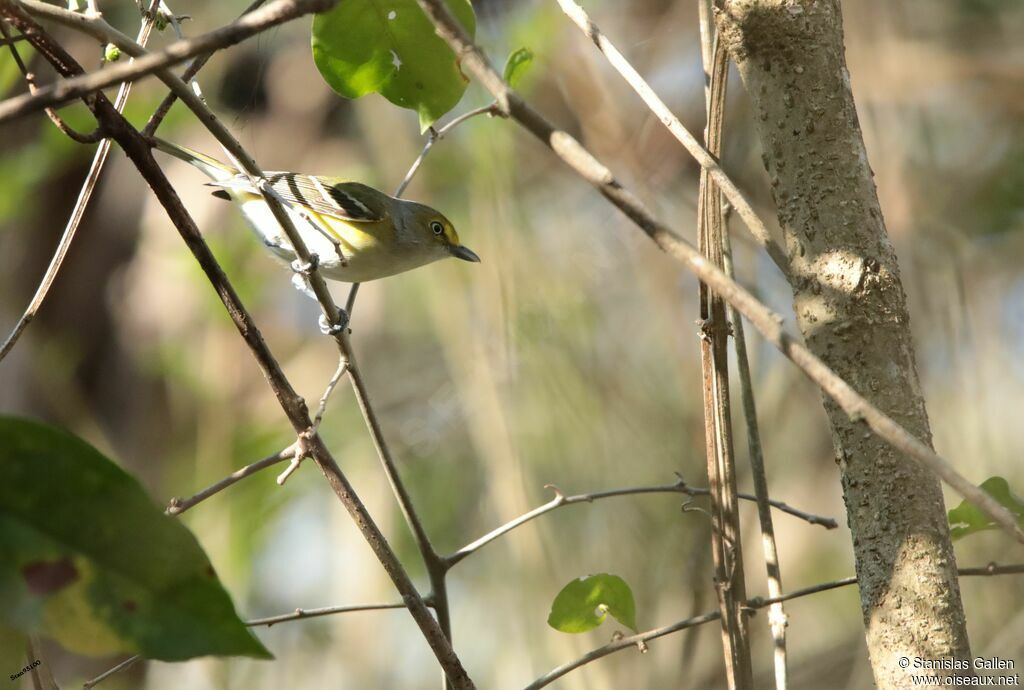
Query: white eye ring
430 221 444 235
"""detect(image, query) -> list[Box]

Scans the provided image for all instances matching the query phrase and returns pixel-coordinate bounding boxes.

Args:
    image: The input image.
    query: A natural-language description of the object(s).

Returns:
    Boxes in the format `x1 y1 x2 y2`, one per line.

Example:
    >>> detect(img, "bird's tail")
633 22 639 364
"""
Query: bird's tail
152 136 239 182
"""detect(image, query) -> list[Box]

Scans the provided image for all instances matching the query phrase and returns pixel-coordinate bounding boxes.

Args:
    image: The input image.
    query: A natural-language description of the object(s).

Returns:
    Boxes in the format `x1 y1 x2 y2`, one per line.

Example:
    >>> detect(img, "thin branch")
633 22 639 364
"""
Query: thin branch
0 10 473 686
413 0 1024 544
523 611 723 690
553 0 789 277
955 562 1024 577
312 355 350 429
0 0 335 124
84 601 415 688
444 477 837 568
524 563 1024 690
165 444 297 516
0 1 161 364
246 602 409 627
143 0 268 137
395 102 501 197
82 656 140 689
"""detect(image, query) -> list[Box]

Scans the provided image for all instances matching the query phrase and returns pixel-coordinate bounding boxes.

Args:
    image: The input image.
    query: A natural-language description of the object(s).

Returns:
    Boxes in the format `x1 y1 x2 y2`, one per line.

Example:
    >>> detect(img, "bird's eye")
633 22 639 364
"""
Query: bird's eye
430 221 445 236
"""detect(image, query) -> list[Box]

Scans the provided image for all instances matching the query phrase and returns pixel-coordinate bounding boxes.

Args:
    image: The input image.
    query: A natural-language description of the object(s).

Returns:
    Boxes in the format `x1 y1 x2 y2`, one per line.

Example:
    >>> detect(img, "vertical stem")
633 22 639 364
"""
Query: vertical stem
700 11 788 687
696 33 754 690
723 225 788 689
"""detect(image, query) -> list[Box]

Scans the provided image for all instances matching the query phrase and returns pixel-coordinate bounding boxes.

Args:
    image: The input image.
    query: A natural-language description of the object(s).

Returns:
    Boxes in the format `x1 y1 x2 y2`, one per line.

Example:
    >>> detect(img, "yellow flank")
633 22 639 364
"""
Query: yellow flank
315 209 374 258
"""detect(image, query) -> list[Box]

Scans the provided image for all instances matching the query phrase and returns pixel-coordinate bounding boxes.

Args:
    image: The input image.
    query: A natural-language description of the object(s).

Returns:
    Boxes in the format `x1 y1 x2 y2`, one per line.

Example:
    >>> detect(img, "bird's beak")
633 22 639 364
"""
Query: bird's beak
451 244 481 263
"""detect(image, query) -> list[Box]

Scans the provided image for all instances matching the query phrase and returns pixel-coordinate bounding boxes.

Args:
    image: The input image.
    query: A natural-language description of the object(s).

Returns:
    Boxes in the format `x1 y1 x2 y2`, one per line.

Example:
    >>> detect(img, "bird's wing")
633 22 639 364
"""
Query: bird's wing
210 173 387 223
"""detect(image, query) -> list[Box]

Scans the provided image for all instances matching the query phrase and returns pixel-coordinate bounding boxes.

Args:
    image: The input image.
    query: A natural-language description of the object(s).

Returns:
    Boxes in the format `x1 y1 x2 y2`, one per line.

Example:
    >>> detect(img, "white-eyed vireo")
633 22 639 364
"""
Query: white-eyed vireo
153 138 480 284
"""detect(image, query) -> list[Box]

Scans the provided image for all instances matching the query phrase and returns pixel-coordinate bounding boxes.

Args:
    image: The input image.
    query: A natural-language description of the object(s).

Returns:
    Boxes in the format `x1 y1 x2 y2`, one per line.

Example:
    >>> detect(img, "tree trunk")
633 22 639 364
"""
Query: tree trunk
715 1 972 686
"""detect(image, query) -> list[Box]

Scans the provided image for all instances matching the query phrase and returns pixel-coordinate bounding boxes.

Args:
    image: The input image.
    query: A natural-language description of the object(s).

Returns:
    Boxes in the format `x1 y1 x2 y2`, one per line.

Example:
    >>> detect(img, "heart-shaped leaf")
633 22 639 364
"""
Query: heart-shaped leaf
547 573 637 633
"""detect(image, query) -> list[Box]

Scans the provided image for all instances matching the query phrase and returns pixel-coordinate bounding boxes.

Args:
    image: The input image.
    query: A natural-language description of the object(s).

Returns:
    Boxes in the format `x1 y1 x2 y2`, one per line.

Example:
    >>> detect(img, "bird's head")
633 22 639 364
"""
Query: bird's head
406 203 481 264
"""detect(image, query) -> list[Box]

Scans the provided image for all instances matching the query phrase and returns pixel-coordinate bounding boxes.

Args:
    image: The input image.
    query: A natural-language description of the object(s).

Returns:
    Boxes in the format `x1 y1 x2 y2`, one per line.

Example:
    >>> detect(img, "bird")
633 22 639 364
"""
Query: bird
151 137 481 289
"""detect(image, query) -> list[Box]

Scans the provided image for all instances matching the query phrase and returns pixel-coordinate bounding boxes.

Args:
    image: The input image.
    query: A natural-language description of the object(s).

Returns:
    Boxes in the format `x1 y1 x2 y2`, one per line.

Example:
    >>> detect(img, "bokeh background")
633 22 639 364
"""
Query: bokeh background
1 0 1022 687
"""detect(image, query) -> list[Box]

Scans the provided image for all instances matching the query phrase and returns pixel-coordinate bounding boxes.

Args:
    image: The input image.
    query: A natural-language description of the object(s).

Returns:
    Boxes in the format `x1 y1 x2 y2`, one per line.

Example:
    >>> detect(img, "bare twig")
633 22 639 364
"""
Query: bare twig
312 355 351 429
523 611 723 690
82 655 141 689
0 0 335 123
444 477 836 568
165 444 297 516
552 0 789 277
246 602 408 627
396 102 501 197
524 563 1024 690
84 601 416 688
0 1 162 365
413 0 1024 544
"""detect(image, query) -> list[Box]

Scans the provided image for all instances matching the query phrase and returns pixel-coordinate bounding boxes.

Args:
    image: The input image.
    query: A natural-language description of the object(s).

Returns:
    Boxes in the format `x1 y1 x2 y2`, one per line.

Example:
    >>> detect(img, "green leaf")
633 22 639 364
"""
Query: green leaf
0 417 271 661
502 47 533 88
547 573 637 633
311 0 476 132
948 476 1024 540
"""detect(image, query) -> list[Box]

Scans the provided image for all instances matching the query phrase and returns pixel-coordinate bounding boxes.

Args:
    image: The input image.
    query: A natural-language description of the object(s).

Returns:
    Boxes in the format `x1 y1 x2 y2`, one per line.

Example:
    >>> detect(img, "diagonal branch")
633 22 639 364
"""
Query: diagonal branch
412 0 1024 545
165 444 297 516
0 7 474 686
553 0 789 277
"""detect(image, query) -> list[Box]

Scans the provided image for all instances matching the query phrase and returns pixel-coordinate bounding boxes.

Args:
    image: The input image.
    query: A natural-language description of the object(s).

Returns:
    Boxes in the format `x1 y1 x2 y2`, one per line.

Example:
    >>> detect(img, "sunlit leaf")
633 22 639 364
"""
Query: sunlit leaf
948 476 1024 540
312 0 476 132
0 417 271 661
547 573 637 633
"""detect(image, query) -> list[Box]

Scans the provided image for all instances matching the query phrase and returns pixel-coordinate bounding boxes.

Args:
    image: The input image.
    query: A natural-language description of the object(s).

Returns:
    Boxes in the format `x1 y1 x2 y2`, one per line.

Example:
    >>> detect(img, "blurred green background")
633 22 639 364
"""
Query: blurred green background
1 0 1022 687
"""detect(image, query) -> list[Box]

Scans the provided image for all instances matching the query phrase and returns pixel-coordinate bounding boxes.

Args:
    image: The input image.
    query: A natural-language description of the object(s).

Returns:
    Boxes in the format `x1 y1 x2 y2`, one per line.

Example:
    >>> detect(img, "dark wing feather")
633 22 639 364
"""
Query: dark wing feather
266 173 384 222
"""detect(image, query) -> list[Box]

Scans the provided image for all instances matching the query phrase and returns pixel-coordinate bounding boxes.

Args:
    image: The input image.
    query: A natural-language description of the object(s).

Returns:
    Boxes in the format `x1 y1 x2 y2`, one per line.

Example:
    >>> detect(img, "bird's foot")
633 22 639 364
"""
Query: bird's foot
291 253 320 276
319 310 350 336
